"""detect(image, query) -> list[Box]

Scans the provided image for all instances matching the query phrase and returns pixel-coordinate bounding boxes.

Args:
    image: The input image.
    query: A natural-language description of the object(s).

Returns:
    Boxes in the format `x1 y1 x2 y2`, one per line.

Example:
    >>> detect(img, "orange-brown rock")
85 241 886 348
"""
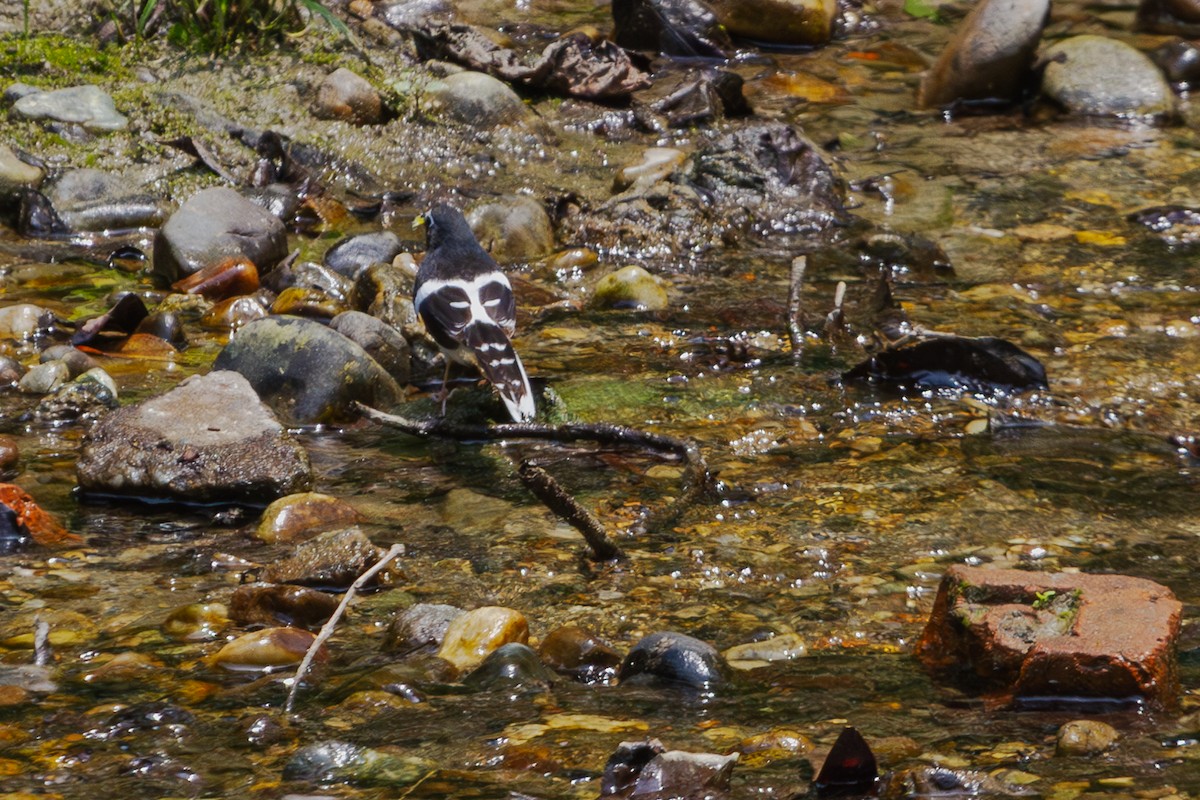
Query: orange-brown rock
916 565 1182 708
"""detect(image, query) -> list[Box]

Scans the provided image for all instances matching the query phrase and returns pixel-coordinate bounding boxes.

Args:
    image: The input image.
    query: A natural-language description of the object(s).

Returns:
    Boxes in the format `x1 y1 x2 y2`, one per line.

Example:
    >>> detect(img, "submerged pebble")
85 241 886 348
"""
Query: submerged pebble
1056 719 1119 756
228 583 340 630
212 626 321 671
591 265 669 311
538 624 621 683
162 602 230 642
437 606 530 672
261 527 399 589
461 642 556 692
283 740 429 785
256 491 363 544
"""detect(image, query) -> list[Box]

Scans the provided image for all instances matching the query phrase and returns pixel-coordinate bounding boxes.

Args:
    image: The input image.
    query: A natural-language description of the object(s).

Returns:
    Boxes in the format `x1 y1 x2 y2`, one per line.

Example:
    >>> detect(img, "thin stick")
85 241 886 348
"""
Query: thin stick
355 403 711 534
787 255 807 356
284 543 404 714
516 461 626 561
33 618 50 667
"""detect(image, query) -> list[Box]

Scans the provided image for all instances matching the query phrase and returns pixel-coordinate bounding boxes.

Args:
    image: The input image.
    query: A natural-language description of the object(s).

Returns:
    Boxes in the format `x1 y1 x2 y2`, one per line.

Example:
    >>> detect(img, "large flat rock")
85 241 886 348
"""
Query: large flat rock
916 565 1182 708
76 371 313 505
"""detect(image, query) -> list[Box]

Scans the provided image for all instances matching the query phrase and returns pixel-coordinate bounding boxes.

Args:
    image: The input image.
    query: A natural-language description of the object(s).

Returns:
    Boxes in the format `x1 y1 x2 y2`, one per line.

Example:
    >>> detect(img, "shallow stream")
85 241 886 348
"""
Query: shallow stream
1 0 1199 797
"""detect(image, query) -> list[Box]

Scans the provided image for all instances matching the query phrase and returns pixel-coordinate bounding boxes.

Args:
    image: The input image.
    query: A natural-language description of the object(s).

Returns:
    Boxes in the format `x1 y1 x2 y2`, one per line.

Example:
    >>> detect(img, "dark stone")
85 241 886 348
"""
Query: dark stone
212 315 404 425
328 311 411 384
602 739 665 797
461 642 556 692
630 750 738 798
324 232 403 280
815 727 877 796
383 603 464 654
1152 39 1200 85
841 336 1048 396
916 565 1183 708
151 187 289 287
612 0 733 58
618 631 727 689
75 370 313 505
228 583 340 630
261 527 397 590
600 739 738 798
636 68 751 129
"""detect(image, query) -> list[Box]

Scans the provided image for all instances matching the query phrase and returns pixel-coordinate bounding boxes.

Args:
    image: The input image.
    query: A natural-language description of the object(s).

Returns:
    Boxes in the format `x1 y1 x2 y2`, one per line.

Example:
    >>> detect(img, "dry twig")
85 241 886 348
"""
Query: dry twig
285 543 404 713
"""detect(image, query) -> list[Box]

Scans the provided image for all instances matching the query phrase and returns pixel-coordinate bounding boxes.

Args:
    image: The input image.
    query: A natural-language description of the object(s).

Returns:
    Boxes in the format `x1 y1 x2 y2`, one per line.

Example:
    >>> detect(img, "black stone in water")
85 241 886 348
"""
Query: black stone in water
814 726 877 797
600 739 665 796
0 506 29 555
841 336 1048 396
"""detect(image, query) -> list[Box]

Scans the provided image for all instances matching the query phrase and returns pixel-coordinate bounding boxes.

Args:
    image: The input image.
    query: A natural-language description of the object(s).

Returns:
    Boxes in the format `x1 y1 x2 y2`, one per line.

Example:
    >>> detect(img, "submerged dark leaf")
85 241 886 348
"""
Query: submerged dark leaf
71 293 150 347
841 336 1048 396
16 189 68 236
815 726 877 797
408 23 651 100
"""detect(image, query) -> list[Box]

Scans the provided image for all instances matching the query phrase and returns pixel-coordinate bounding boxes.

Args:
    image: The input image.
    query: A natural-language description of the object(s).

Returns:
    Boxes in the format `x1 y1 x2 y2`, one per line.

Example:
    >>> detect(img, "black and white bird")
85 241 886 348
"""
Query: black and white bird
412 204 536 422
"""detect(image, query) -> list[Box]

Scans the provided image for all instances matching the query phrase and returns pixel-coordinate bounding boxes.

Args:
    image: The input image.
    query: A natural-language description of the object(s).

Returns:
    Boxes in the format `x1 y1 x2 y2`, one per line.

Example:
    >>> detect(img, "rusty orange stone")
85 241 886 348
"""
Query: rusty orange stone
0 484 80 548
916 565 1182 708
172 257 259 300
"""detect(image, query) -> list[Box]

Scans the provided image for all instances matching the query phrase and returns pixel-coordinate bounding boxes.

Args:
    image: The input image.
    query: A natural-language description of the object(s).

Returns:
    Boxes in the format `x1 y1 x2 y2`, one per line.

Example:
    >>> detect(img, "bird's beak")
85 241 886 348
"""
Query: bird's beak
412 213 426 230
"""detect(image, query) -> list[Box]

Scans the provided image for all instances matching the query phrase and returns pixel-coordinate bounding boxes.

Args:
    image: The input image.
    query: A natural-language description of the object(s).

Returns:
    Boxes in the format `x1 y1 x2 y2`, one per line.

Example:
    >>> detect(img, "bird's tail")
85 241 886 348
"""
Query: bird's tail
465 322 536 422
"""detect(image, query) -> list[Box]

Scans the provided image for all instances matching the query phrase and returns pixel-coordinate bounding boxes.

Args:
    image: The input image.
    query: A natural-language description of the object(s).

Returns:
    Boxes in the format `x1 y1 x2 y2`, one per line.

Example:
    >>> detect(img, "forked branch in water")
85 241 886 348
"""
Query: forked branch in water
354 403 711 538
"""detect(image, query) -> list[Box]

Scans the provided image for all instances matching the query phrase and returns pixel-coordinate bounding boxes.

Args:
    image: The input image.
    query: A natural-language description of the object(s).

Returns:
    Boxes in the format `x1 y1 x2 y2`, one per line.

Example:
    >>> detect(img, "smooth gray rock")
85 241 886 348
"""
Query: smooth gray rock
75 370 313 504
425 71 532 127
313 67 382 125
1042 35 1174 117
467 196 555 261
212 315 404 424
383 603 464 653
918 0 1050 108
325 231 404 280
13 85 128 132
328 310 411 384
151 187 289 287
0 143 43 192
46 168 166 232
17 361 69 395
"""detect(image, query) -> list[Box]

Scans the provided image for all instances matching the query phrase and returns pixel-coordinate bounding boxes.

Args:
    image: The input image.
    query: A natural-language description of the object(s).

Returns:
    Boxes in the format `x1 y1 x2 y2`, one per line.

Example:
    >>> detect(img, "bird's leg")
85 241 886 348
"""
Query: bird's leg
437 361 453 416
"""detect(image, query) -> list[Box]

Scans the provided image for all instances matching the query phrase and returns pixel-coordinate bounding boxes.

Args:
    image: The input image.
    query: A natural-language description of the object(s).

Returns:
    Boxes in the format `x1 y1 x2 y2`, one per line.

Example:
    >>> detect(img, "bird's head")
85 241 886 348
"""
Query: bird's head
413 204 472 250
